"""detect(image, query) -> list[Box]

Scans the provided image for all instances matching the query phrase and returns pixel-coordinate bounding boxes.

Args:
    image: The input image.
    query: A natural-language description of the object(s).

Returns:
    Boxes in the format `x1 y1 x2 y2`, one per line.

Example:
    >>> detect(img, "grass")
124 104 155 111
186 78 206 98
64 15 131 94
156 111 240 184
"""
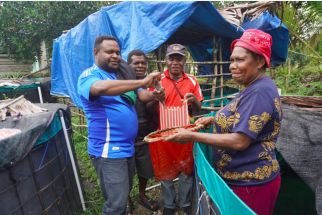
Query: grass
0 71 27 79
72 125 104 215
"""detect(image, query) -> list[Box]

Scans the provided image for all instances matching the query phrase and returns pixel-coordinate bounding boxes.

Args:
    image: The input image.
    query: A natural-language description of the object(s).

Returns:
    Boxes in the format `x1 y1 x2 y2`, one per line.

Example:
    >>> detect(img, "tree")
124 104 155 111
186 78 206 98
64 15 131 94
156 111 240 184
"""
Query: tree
276 1 321 58
0 1 115 61
273 2 322 96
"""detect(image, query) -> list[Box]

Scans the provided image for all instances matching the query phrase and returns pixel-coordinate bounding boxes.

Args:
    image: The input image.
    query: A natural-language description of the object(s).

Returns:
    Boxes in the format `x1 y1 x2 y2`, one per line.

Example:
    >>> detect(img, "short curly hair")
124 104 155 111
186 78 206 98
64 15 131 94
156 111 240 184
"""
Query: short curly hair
127 49 147 64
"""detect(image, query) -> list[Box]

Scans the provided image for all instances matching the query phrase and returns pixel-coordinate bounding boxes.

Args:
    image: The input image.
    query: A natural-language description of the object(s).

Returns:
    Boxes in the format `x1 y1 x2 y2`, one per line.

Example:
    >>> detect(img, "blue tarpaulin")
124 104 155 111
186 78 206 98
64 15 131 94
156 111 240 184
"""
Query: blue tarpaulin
51 1 289 109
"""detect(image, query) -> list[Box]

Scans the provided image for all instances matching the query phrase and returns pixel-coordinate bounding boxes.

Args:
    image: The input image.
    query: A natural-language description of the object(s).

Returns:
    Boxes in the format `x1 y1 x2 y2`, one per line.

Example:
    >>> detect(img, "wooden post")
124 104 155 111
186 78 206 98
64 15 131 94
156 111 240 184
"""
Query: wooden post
210 36 218 108
269 67 274 80
157 48 163 73
219 43 224 108
286 59 291 92
39 41 48 70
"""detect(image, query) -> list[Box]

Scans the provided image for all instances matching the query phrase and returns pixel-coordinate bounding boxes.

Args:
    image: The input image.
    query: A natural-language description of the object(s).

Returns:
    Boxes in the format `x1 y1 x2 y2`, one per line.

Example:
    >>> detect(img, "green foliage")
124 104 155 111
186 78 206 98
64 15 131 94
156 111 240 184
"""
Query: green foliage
271 2 322 96
0 71 27 79
273 58 322 96
0 1 115 61
276 2 321 56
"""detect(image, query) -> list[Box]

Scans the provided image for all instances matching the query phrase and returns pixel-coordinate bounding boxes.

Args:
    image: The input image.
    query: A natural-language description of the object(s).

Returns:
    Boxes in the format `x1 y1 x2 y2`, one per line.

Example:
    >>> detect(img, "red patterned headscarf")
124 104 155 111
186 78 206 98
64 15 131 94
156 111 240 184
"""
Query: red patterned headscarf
231 29 272 68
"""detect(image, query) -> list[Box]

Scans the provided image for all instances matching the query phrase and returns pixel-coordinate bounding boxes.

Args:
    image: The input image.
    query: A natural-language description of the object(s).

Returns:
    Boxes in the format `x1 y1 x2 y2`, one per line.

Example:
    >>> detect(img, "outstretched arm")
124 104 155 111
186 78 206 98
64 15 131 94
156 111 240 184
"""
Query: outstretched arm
166 129 252 151
137 87 165 103
90 71 161 96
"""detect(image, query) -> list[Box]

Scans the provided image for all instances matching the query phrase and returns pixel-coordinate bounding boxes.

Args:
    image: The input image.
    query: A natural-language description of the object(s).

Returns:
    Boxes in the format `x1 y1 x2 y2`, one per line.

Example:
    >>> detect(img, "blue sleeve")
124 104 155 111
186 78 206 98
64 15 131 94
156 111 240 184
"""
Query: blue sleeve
232 90 274 139
77 71 101 101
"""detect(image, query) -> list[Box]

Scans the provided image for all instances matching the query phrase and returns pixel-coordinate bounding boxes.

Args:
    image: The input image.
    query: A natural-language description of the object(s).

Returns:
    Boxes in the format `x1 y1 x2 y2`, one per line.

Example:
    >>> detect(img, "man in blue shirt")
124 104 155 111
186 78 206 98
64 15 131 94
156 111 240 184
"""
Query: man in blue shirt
77 36 163 215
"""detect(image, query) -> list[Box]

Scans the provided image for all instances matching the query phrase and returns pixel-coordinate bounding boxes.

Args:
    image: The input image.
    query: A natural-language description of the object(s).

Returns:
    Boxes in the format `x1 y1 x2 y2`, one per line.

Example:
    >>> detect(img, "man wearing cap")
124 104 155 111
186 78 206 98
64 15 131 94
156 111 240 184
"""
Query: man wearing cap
148 44 203 215
165 29 282 215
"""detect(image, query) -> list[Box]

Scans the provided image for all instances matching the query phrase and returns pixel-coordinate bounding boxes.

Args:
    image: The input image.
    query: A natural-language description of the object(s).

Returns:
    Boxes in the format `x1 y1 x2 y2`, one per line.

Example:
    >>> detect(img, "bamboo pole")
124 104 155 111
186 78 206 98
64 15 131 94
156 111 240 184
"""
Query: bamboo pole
196 73 232 78
221 1 274 10
72 128 88 140
149 60 230 65
286 59 291 92
210 36 218 108
70 110 82 116
157 48 163 72
201 106 222 111
204 95 236 102
72 123 87 128
201 85 231 91
220 43 224 108
19 65 50 80
269 68 273 80
79 108 84 132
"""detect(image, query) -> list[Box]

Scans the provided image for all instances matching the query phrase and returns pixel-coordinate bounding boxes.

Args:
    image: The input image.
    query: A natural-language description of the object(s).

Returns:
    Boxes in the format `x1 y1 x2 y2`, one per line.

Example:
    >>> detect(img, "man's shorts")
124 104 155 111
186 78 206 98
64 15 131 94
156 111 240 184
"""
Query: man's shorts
135 143 154 179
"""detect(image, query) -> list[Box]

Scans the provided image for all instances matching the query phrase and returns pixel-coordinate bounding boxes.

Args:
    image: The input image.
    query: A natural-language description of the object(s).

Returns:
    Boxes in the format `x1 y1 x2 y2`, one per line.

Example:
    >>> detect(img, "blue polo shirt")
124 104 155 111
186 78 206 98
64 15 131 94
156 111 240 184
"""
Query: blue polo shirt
77 65 138 158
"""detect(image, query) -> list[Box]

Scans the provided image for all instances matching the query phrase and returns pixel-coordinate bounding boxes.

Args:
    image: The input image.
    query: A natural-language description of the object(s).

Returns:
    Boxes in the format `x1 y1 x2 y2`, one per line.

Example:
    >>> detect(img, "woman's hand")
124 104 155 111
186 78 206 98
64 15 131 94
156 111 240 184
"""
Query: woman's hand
164 128 194 143
195 116 214 126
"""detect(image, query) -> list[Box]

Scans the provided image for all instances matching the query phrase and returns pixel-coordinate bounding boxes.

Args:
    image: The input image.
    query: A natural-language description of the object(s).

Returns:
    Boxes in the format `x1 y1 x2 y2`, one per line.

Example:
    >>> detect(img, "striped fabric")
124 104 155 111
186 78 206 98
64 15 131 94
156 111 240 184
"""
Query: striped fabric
159 101 190 130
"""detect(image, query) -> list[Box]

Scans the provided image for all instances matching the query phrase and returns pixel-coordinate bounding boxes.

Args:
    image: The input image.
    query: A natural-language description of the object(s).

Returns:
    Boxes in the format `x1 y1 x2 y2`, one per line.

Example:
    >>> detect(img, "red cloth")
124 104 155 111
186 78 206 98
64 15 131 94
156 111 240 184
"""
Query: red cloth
229 175 281 215
231 29 272 68
149 140 194 180
149 70 203 180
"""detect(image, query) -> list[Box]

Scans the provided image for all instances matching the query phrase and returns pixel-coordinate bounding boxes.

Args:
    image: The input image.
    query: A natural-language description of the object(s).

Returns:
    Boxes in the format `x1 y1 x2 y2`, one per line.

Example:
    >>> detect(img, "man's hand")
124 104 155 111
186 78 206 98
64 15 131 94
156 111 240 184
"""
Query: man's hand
152 87 165 103
142 71 161 88
184 93 201 113
184 93 197 104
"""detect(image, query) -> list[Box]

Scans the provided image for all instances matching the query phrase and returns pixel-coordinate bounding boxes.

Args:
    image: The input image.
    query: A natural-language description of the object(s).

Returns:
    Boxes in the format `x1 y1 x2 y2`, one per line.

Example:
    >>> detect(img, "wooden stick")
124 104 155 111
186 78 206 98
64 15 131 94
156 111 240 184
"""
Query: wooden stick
196 73 232 78
201 106 222 111
203 95 236 102
19 65 50 80
210 36 218 108
220 43 224 108
149 60 230 65
222 1 274 10
0 95 24 110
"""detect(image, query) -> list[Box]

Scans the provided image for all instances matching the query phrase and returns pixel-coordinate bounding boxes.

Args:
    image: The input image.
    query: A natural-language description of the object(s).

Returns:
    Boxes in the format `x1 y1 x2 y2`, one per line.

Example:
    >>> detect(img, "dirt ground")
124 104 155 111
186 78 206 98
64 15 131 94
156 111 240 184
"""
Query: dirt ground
132 185 186 215
132 187 163 215
133 204 186 215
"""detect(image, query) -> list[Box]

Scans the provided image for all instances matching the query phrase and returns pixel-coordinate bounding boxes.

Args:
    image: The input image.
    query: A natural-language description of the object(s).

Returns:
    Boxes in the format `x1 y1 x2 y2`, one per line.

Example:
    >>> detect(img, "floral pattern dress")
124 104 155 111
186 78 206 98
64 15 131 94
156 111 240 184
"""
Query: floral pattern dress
212 76 282 186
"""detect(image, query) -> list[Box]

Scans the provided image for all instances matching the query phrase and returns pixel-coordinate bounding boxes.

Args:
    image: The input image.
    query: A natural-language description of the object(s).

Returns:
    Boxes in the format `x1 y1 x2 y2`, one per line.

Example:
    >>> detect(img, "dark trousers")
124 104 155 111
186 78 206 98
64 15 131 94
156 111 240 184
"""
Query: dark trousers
91 156 135 215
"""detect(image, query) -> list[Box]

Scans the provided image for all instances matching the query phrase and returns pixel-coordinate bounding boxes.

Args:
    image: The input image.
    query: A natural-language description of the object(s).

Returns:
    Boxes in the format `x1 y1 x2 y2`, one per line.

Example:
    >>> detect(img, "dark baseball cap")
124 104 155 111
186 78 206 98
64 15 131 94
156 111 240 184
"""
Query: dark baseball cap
166 44 186 57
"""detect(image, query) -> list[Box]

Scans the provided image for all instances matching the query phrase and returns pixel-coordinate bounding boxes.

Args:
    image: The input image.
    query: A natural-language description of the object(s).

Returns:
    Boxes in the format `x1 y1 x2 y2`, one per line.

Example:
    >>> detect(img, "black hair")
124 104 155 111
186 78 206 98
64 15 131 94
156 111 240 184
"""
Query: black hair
94 36 118 49
127 49 147 64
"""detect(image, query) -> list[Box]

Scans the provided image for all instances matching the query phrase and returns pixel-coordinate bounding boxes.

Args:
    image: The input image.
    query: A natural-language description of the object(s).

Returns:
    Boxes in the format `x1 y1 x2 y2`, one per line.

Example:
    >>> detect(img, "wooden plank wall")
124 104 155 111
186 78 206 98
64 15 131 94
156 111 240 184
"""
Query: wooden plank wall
0 54 32 72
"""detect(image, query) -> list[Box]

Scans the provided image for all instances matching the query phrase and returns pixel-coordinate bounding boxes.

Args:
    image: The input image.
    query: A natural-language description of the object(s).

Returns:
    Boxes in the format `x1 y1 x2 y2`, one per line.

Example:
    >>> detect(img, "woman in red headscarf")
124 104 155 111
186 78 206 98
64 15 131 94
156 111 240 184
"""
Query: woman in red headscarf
166 29 282 215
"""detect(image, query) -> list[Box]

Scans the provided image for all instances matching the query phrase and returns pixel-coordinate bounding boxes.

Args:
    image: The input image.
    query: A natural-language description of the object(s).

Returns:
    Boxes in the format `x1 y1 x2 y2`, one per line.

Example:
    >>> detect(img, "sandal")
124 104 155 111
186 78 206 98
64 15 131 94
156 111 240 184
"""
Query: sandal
138 197 159 211
126 198 134 215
